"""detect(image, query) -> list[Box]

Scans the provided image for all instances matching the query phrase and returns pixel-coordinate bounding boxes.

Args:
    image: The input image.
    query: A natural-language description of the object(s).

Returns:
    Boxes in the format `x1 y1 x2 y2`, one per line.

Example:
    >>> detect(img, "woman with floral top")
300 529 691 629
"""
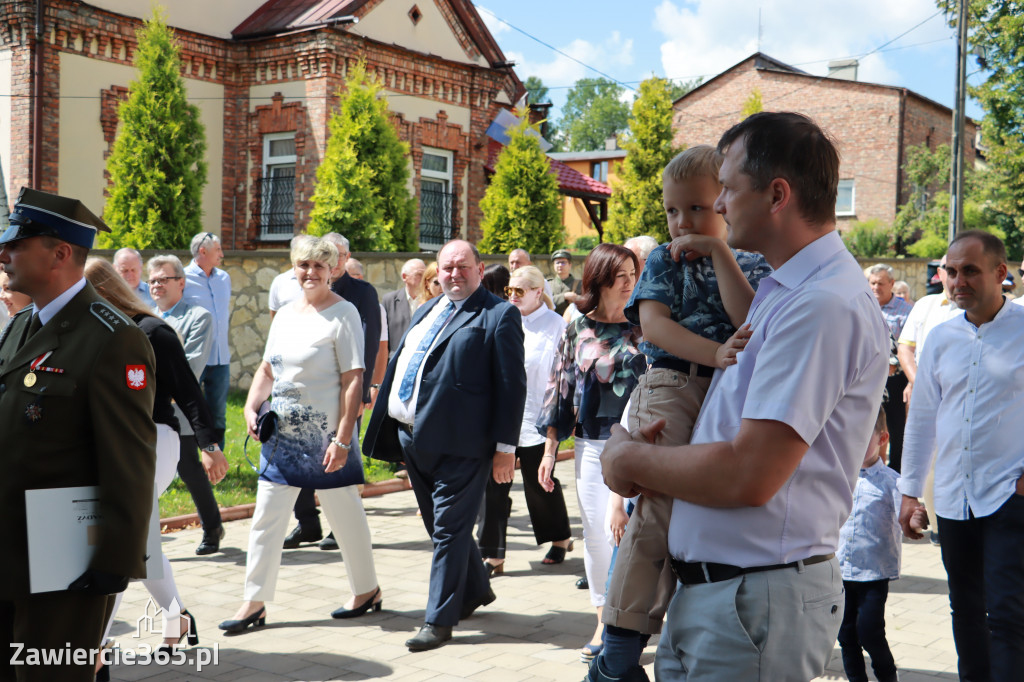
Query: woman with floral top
537 243 644 662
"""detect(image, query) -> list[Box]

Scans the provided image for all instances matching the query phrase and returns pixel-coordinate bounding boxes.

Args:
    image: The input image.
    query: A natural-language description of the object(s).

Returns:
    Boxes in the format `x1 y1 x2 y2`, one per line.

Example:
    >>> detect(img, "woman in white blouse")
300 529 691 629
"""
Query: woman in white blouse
220 237 381 633
478 265 574 574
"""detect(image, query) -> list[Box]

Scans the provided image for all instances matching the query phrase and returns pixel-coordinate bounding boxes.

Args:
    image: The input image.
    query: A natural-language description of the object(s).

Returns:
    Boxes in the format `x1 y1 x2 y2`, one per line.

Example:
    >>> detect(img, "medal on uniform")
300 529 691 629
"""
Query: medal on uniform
25 402 42 421
24 352 60 389
23 372 36 387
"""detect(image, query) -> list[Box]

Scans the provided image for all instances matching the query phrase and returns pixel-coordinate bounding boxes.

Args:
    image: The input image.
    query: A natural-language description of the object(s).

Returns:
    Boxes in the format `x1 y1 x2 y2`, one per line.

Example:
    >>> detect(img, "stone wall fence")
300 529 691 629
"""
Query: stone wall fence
92 250 964 392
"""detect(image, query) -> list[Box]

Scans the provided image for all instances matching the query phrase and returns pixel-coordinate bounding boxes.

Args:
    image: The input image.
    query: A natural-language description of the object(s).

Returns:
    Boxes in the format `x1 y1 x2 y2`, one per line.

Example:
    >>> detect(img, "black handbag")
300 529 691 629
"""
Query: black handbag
243 402 278 475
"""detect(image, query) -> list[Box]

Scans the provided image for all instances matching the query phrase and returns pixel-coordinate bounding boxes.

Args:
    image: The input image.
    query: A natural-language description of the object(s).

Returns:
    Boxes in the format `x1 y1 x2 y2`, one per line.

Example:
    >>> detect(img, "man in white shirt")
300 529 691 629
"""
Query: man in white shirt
268 235 310 319
899 230 1024 682
600 112 889 680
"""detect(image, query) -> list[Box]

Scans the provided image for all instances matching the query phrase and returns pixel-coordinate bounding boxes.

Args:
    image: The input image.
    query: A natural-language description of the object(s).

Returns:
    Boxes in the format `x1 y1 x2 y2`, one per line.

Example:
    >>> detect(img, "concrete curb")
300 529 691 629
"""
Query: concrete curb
159 448 575 532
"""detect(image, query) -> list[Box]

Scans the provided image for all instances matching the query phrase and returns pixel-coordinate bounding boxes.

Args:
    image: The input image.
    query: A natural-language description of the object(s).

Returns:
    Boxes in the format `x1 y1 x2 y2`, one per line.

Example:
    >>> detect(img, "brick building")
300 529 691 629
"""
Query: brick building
0 0 527 248
672 53 978 230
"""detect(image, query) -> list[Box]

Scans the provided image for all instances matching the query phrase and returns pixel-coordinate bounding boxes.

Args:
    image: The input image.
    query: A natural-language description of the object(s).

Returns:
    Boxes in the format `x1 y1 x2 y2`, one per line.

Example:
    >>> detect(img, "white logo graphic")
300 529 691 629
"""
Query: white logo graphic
135 598 187 638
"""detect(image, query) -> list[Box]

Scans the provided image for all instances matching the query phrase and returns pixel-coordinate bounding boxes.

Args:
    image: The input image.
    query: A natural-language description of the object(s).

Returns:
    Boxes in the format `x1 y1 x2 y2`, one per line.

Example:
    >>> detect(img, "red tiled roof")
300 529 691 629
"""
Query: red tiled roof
485 140 611 199
233 0 361 38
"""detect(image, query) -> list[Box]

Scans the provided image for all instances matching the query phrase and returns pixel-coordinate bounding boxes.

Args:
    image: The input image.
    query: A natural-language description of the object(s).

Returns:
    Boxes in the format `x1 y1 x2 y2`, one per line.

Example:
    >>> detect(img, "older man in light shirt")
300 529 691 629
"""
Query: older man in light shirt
114 247 153 306
601 112 889 681
149 254 229 555
899 231 1024 682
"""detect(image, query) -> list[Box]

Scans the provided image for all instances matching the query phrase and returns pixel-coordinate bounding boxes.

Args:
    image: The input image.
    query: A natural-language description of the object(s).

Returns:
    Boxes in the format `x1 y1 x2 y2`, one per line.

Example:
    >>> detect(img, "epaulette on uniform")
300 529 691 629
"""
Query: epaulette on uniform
90 300 131 332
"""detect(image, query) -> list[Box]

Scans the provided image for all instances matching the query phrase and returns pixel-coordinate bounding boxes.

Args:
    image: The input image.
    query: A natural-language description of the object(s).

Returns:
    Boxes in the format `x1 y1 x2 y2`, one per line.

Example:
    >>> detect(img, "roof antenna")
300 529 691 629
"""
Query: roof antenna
757 8 763 52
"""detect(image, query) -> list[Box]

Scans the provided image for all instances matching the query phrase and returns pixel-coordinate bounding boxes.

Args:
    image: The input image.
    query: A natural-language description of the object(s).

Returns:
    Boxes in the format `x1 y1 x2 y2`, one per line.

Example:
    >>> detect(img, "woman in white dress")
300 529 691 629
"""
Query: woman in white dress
220 237 381 633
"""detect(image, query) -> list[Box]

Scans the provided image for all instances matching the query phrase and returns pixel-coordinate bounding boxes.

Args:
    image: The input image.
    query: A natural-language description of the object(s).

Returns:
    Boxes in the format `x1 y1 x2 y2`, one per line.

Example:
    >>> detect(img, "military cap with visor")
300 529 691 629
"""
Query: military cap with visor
0 187 110 249
551 249 573 262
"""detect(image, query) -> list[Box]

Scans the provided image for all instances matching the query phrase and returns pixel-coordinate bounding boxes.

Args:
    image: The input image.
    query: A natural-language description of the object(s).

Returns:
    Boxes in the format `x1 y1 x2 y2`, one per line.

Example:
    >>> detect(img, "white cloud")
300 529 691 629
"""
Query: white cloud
507 32 635 92
654 0 948 88
476 5 511 37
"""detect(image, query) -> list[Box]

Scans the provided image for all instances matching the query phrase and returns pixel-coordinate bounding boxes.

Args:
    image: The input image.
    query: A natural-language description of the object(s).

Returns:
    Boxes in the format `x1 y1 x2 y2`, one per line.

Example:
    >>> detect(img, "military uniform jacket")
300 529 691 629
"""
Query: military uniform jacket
0 283 157 599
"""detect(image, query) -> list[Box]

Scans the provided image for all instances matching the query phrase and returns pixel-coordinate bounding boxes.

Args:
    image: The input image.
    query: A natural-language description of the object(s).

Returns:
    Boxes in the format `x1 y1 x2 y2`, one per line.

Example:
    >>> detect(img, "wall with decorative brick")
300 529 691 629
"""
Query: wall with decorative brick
672 57 977 234
94 248 942 391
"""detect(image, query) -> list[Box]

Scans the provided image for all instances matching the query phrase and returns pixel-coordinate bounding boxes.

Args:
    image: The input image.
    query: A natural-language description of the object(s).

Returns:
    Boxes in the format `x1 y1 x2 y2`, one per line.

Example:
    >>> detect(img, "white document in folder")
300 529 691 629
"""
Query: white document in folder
26 485 162 594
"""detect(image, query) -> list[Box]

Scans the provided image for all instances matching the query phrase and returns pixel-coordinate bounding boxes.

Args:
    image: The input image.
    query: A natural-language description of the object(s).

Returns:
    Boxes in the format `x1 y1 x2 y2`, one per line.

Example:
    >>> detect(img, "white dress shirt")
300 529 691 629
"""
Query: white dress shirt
268 270 302 312
668 231 890 566
899 301 1024 519
387 293 514 453
897 292 960 362
35 277 87 325
519 305 567 448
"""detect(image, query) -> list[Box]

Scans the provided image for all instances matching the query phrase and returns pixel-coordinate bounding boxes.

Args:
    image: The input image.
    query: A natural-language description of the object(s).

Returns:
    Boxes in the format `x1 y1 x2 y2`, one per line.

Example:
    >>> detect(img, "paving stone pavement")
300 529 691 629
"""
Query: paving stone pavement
108 474 960 681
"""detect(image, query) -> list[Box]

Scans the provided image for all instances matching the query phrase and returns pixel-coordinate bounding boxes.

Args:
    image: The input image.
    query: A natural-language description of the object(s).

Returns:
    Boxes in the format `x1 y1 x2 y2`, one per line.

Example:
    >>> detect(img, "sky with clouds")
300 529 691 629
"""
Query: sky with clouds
476 0 983 120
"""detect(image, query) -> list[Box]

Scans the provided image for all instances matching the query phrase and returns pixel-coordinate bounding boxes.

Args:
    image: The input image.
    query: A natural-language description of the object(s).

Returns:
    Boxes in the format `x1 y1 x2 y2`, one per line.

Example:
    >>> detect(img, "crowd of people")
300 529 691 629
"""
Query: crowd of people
2 110 1023 682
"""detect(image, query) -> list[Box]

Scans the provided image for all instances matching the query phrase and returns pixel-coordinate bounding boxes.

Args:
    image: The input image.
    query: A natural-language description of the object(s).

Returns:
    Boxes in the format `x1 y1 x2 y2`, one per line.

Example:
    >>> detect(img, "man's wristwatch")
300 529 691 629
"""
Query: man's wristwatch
203 444 218 452
370 383 381 389
331 439 352 450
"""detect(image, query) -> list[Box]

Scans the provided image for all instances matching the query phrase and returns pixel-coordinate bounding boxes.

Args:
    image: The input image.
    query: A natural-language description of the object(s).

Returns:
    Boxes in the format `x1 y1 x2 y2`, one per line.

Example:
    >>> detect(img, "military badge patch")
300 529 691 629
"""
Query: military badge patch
126 365 147 390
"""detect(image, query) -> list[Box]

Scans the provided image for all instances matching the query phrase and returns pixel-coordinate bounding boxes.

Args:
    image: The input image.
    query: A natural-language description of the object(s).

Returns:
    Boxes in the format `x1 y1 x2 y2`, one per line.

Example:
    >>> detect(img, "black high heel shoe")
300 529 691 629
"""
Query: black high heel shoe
158 610 200 655
218 606 267 633
330 588 382 619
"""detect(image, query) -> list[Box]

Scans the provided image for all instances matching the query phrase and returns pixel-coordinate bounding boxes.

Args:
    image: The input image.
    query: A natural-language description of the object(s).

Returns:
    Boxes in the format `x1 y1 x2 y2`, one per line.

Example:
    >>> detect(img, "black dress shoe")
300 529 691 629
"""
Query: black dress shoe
331 588 382 619
459 587 496 620
576 576 589 590
405 623 452 651
218 607 266 634
319 532 339 551
282 524 322 549
195 526 225 556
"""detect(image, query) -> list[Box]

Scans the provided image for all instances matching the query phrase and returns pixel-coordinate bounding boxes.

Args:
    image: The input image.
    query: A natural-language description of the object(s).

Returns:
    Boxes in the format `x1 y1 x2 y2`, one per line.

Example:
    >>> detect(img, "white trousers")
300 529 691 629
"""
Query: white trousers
575 437 614 608
243 479 378 601
103 425 183 640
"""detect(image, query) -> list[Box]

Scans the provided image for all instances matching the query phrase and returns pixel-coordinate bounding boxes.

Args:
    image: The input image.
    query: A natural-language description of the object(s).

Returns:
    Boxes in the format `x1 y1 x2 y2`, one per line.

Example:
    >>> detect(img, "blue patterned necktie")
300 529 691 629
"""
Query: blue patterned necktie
397 299 454 401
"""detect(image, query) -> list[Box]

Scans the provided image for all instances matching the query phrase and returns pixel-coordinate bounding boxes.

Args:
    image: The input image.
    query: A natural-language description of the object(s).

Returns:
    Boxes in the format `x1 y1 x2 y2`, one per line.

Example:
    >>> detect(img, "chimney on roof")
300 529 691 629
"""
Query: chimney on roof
605 136 618 151
828 59 859 81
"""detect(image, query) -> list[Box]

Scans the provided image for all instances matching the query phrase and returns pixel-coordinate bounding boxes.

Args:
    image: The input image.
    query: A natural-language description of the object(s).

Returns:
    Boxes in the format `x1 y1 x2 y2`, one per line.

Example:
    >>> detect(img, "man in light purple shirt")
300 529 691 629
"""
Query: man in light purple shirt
601 112 889 681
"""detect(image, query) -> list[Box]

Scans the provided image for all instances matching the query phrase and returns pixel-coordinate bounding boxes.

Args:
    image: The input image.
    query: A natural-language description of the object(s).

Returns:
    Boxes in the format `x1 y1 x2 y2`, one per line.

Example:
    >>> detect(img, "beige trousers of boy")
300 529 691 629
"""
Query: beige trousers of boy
603 366 712 634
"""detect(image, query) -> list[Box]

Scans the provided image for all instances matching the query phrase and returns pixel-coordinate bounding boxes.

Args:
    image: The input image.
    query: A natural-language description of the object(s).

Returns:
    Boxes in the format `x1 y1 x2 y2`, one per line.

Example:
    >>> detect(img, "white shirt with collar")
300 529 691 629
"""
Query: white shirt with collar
34 277 87 325
387 292 515 453
898 292 960 362
899 301 1024 520
667 231 889 566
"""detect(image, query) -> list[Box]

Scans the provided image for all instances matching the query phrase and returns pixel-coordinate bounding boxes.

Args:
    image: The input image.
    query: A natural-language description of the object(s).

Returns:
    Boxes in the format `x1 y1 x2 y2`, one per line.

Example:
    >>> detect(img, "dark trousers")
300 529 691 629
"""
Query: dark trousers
0 591 114 682
938 494 1024 682
176 434 222 532
398 428 491 627
478 443 572 559
882 372 908 473
838 579 897 682
199 364 229 449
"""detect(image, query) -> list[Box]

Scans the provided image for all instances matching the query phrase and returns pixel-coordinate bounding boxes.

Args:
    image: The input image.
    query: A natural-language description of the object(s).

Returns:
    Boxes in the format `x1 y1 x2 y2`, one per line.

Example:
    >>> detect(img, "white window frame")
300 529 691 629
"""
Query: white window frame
836 179 855 217
418 148 455 250
261 132 297 240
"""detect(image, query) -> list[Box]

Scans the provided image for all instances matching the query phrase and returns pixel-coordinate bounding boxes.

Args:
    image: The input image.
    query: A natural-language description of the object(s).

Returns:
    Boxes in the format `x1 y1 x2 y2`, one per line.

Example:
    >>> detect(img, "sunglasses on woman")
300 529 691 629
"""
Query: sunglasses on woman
504 286 535 298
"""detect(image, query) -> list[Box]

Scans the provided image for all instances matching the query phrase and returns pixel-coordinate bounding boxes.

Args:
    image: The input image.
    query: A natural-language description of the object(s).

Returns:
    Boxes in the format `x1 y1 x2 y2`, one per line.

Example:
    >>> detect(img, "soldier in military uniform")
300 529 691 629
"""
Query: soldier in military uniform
547 248 583 316
0 188 156 682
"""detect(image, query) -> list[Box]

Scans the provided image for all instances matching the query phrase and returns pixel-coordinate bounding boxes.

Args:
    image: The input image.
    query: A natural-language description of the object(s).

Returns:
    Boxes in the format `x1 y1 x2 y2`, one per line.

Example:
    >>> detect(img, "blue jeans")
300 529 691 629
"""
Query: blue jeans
200 364 230 449
938 493 1024 682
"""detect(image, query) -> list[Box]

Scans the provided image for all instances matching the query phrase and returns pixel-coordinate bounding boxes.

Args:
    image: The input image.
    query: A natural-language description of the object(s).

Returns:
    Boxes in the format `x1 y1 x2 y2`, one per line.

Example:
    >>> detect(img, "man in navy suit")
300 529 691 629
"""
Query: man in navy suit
365 240 527 651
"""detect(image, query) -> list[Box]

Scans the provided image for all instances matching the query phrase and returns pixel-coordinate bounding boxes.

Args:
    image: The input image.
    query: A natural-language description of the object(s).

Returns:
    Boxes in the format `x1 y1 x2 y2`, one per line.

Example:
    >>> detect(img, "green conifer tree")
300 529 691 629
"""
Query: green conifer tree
604 76 679 244
308 62 415 251
100 8 207 249
478 112 563 255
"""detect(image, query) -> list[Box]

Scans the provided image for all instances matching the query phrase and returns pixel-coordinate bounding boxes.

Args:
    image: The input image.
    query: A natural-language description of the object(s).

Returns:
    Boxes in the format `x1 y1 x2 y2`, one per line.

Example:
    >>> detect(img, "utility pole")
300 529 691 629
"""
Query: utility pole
948 0 969 243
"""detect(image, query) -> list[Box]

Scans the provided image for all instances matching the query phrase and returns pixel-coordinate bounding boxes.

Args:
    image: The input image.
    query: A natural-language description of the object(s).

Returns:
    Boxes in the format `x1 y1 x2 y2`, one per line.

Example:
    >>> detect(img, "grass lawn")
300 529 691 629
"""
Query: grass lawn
158 391 400 519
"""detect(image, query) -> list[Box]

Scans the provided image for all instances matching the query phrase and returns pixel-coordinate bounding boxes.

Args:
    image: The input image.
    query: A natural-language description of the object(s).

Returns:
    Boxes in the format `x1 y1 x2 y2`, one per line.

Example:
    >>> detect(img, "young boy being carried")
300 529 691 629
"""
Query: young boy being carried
836 407 907 682
591 145 771 681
